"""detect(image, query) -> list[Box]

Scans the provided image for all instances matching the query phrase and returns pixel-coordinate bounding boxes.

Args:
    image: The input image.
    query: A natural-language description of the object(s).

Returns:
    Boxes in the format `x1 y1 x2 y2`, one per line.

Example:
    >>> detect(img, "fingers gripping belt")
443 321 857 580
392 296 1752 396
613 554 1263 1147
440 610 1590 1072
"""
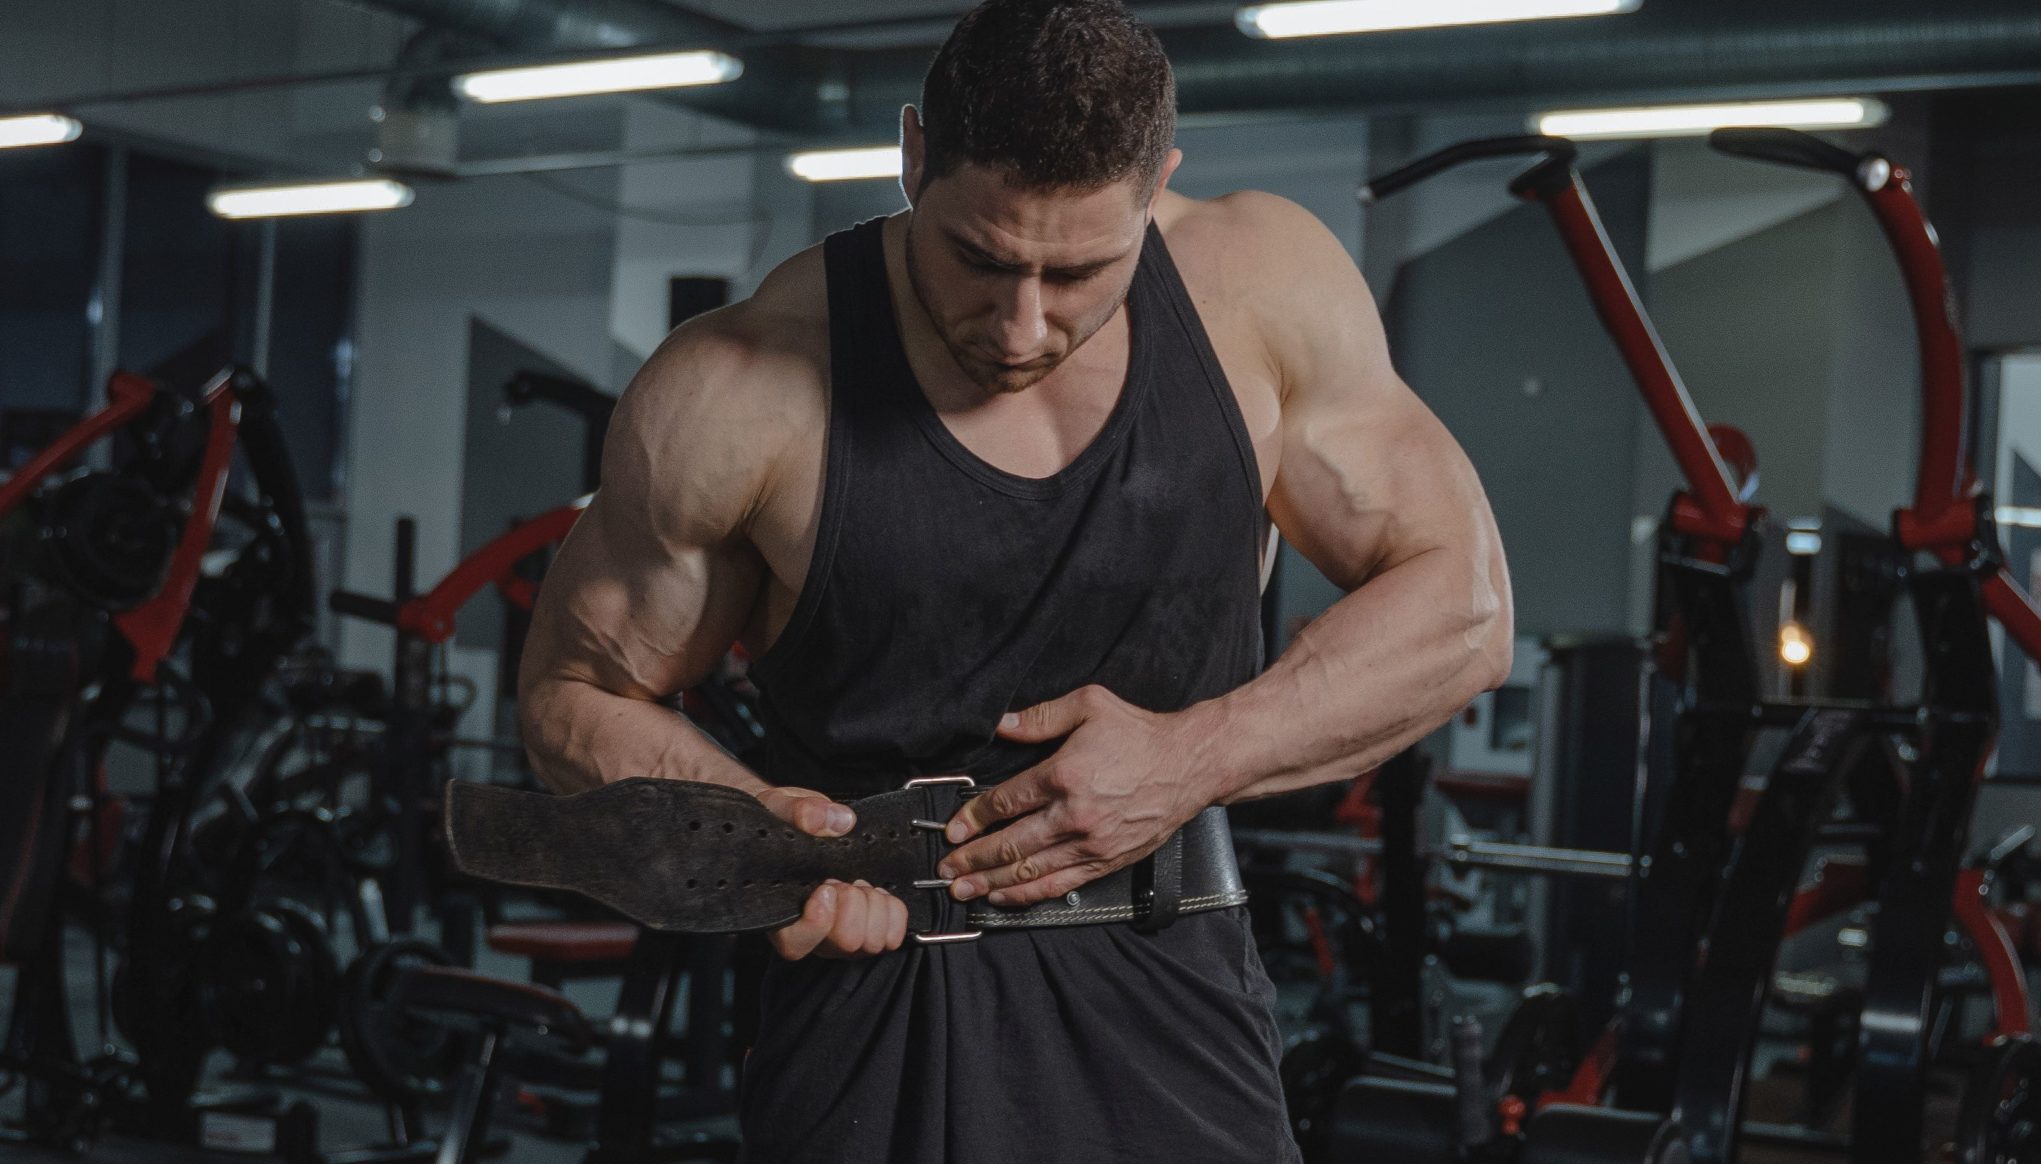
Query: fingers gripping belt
443 777 1245 939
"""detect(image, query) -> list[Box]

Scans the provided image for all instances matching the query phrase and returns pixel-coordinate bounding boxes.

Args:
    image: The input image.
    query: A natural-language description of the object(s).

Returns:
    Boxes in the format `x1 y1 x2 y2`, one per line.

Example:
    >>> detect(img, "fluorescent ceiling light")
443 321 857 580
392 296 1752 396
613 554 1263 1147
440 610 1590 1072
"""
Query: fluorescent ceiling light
455 50 742 104
208 178 415 220
0 113 83 150
1534 97 1888 140
1237 0 1636 39
786 146 903 183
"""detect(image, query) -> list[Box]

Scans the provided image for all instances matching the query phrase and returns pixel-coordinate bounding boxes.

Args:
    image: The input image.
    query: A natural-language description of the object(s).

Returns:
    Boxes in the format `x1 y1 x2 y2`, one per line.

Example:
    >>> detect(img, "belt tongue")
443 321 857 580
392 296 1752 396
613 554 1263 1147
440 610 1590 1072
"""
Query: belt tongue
903 775 983 944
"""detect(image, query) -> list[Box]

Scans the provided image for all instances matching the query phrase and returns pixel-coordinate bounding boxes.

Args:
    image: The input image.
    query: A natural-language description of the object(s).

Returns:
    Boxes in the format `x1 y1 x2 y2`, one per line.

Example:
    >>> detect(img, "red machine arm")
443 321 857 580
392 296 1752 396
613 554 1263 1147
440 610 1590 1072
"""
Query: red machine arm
1529 169 1749 548
0 373 157 519
1362 138 1753 554
112 372 240 682
1710 128 2041 664
394 502 587 644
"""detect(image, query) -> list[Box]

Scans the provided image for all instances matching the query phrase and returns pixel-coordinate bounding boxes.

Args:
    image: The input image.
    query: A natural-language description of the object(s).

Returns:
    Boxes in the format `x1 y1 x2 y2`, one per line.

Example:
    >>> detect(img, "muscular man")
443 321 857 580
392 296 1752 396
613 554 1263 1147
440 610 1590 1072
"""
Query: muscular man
519 0 1511 1157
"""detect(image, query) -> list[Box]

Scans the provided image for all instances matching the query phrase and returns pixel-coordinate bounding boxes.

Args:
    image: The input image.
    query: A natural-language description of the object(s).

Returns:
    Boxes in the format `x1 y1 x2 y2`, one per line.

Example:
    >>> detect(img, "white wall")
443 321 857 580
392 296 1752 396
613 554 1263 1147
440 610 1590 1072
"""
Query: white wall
340 167 621 750
605 103 812 364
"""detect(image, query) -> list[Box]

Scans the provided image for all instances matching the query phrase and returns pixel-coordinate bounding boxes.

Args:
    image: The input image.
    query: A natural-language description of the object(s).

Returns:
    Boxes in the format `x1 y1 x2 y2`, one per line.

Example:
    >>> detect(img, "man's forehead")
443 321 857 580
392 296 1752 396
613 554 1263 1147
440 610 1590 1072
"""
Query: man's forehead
927 165 1147 263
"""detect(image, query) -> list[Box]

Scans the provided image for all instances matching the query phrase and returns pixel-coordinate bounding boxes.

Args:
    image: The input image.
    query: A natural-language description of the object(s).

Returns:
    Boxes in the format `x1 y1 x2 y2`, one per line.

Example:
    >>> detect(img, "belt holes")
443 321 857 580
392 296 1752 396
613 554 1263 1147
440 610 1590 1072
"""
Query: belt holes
783 829 795 840
688 820 701 831
716 879 727 889
755 827 768 838
722 822 734 834
686 878 697 889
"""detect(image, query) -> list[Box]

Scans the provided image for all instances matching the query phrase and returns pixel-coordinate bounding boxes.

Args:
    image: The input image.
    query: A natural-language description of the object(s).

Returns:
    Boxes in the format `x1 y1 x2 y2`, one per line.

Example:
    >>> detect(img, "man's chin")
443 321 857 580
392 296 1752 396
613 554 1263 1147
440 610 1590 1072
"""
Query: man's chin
963 359 1057 394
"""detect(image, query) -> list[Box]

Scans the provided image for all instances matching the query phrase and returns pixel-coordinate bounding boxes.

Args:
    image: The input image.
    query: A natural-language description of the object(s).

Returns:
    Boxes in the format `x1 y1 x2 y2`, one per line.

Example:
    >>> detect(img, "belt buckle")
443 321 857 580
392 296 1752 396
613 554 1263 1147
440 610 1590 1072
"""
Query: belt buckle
903 776 983 944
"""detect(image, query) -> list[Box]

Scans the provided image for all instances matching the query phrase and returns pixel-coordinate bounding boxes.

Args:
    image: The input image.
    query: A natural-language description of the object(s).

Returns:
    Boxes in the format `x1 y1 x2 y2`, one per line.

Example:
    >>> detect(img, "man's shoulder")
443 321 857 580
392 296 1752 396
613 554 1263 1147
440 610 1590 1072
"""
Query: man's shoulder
1158 190 1348 273
601 245 832 536
1156 190 1360 329
622 246 831 434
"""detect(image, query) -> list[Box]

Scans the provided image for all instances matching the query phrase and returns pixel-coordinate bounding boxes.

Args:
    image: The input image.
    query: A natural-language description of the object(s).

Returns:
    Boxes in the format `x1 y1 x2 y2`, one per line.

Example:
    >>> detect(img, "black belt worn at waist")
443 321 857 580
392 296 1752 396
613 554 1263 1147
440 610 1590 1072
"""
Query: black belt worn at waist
443 776 1246 943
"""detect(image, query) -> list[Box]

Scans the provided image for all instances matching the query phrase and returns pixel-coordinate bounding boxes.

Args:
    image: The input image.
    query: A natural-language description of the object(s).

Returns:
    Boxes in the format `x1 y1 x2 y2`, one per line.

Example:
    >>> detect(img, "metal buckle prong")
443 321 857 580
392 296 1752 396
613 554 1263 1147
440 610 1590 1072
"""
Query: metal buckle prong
913 930 983 944
904 775 982 943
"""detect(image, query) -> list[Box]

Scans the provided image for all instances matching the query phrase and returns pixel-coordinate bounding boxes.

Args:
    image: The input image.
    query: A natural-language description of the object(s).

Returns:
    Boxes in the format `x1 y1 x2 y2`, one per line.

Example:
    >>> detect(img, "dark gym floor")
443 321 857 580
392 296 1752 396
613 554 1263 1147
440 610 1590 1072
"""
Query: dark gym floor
5 924 1974 1162
0 922 741 1163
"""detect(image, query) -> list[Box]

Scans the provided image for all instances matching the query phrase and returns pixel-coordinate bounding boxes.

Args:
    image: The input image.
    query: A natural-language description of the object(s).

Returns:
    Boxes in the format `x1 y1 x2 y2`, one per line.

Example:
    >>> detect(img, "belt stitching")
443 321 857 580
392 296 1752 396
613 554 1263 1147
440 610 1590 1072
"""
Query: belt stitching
965 889 1247 927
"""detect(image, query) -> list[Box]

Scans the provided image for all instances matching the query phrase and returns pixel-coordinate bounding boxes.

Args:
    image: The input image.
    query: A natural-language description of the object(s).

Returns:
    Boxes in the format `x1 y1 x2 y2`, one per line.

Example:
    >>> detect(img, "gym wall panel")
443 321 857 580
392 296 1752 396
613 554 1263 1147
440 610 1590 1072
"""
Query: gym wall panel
1640 201 1842 527
0 144 105 412
1821 201 1925 529
1981 352 2041 854
1932 93 2041 354
341 172 620 687
1382 151 1653 641
1644 137 1843 274
605 101 793 364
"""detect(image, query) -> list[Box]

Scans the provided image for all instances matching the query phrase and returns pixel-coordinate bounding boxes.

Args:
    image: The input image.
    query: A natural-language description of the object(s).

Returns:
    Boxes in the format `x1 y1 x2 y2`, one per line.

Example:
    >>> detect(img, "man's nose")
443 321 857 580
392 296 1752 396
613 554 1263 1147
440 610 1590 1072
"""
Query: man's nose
989 277 1049 358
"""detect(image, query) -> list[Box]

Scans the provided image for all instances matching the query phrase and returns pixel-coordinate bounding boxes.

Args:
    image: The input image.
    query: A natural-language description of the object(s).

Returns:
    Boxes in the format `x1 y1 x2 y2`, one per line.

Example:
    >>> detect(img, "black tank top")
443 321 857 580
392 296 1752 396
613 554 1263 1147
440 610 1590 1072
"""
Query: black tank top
748 216 1265 801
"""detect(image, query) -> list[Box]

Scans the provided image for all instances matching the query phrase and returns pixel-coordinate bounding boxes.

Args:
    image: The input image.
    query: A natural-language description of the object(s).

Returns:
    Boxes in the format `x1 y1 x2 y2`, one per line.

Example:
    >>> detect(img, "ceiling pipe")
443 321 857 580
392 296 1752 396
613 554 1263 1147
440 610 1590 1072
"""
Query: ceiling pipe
343 0 2041 137
337 0 829 131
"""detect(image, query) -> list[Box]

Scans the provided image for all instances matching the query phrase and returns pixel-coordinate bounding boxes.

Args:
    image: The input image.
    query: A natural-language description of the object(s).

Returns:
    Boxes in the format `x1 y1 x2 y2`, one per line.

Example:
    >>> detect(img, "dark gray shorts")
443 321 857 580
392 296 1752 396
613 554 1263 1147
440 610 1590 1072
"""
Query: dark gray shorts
737 906 1302 1163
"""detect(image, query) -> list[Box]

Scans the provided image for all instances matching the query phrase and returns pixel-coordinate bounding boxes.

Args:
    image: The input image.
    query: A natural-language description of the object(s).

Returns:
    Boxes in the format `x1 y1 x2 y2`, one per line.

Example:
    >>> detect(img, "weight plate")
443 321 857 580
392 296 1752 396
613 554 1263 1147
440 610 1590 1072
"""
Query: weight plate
336 938 460 1102
263 899 340 1064
203 908 309 1063
1489 984 1583 1105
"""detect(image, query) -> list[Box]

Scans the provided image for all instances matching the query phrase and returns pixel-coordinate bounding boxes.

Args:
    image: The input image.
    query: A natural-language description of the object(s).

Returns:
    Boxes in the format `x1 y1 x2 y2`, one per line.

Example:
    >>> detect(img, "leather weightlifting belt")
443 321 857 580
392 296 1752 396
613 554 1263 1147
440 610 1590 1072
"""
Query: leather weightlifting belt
444 776 1247 942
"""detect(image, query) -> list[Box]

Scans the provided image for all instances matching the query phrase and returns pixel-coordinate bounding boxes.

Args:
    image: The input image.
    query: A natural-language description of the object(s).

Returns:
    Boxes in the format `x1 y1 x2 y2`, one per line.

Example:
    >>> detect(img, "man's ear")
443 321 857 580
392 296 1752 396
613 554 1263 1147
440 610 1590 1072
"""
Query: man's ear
900 106 926 207
1147 147 1184 217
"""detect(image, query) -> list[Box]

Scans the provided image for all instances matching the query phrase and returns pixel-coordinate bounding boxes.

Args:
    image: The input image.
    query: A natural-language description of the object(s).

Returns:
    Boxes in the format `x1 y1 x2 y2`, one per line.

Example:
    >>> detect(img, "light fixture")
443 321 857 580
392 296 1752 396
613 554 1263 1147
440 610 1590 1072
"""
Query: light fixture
1999 506 2041 529
1237 0 1636 40
1533 97 1888 141
1778 620 1813 668
786 145 903 183
0 114 83 150
208 178 416 220
1785 530 1823 556
455 50 742 104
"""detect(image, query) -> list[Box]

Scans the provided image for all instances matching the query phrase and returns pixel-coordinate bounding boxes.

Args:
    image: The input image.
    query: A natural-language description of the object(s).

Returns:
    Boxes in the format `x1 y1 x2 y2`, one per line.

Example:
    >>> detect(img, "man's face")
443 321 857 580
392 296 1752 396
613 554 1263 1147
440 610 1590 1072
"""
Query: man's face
903 163 1153 395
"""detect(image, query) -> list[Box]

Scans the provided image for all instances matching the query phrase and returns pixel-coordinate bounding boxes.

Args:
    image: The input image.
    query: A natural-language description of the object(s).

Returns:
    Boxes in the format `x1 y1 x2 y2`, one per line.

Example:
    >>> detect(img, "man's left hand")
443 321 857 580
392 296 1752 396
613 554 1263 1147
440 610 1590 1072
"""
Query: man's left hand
935 685 1216 907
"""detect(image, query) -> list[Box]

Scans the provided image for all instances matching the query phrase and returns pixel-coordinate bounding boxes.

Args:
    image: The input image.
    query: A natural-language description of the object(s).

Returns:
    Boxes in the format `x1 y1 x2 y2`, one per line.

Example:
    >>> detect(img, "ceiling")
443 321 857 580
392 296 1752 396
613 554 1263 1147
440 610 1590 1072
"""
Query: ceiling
5 0 2041 187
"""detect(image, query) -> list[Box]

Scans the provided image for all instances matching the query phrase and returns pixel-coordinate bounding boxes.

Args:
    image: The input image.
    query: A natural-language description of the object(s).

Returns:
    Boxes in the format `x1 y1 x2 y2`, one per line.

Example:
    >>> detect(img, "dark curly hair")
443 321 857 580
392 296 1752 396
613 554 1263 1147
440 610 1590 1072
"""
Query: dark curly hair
918 0 1177 194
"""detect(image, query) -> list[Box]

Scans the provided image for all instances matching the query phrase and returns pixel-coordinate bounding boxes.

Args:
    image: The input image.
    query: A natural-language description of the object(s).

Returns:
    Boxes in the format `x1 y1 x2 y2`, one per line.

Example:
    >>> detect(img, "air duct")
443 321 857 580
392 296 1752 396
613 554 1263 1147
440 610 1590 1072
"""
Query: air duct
347 0 2041 137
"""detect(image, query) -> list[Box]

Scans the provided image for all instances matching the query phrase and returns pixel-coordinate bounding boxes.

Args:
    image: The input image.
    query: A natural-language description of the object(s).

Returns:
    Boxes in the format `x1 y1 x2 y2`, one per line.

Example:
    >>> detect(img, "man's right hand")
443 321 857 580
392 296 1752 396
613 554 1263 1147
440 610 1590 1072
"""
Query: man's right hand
755 786 909 961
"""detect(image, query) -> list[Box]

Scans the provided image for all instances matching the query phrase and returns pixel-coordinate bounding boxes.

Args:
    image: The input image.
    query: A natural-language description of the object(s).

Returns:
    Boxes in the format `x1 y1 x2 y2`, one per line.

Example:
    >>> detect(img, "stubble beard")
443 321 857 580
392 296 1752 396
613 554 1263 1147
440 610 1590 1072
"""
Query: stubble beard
903 217 1124 397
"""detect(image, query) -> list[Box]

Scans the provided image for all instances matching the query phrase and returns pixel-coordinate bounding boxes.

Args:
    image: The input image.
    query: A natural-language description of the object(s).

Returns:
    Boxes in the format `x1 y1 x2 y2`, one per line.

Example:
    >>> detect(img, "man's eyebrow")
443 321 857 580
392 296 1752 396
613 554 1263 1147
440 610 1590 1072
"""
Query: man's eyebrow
945 230 1127 276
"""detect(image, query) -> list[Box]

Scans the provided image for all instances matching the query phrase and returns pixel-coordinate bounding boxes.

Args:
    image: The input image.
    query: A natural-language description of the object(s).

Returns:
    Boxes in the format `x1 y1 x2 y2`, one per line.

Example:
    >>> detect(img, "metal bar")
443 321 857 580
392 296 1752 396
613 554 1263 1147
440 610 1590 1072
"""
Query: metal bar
1851 571 1998 1164
1739 1122 1852 1154
1374 750 1428 1059
87 146 127 431
253 220 277 379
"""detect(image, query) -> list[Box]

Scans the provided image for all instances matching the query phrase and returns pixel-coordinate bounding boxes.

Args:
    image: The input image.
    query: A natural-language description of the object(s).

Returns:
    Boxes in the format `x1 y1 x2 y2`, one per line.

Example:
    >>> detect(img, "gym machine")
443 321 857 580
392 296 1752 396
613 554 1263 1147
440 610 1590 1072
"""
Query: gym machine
1294 131 2039 1163
318 503 758 1161
0 365 337 1157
